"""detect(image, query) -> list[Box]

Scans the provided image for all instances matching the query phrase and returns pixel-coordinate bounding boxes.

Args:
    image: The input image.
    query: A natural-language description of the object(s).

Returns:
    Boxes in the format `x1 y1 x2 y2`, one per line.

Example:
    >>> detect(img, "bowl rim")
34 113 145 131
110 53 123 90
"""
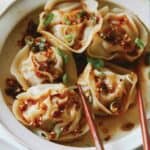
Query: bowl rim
0 0 148 149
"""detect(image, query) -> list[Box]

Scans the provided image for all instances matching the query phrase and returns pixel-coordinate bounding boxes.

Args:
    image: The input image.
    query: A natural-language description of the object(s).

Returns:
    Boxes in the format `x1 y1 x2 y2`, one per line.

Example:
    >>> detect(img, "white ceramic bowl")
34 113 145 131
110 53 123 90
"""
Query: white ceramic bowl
0 0 149 150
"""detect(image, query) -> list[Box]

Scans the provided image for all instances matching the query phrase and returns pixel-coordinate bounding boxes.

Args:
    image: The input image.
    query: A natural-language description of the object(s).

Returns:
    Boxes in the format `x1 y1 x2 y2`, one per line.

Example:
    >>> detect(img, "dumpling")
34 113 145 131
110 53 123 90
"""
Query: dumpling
11 36 77 90
87 6 149 62
78 60 137 115
12 84 88 142
38 0 103 53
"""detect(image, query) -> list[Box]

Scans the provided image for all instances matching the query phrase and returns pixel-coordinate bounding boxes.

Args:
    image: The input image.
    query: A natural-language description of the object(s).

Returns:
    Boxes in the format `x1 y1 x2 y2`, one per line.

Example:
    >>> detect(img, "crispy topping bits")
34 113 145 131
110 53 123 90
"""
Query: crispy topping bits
5 78 23 98
135 38 144 49
100 25 133 51
87 57 104 69
44 13 55 26
121 122 135 131
18 20 40 47
52 110 63 118
62 9 91 25
31 37 48 52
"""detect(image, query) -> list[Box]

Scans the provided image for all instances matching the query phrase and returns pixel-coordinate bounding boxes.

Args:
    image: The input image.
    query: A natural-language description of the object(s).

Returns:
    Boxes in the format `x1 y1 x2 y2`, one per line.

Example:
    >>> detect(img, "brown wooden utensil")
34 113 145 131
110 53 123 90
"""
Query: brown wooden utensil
77 84 104 150
137 89 150 150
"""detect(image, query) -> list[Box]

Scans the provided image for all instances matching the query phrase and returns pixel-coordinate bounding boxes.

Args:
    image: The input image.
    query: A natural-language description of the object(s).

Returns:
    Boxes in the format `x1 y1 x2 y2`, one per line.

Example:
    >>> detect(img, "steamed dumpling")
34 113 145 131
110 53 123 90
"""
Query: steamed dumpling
87 6 149 62
78 61 137 115
12 84 88 142
38 0 103 53
11 36 77 90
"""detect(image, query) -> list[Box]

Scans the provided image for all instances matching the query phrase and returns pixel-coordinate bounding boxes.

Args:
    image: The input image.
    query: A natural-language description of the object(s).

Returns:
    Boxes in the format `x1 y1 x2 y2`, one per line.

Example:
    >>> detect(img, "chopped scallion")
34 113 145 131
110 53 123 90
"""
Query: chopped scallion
87 57 104 69
64 16 71 25
77 10 86 18
44 13 54 26
135 38 144 49
64 34 74 43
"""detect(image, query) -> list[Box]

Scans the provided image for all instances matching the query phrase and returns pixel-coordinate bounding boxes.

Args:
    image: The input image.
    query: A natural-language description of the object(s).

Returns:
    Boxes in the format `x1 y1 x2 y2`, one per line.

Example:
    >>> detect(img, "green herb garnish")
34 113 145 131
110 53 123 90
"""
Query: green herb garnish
62 73 69 85
64 16 71 25
87 57 104 69
56 48 69 64
77 10 86 18
54 126 62 139
64 34 74 43
44 13 54 26
135 38 144 49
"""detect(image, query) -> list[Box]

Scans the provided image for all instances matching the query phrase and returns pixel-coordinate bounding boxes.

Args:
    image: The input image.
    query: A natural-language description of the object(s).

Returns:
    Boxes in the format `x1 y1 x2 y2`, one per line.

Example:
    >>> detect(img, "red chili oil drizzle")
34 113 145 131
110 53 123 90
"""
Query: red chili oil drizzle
104 135 111 142
102 128 109 134
51 91 81 119
5 78 23 99
18 20 41 47
121 122 135 131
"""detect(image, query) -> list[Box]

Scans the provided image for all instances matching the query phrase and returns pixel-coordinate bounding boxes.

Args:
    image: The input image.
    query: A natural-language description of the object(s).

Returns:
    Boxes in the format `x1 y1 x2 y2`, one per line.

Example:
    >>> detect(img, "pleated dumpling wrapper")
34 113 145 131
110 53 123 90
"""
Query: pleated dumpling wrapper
12 84 89 142
78 60 137 115
11 36 77 90
87 5 149 62
38 0 103 53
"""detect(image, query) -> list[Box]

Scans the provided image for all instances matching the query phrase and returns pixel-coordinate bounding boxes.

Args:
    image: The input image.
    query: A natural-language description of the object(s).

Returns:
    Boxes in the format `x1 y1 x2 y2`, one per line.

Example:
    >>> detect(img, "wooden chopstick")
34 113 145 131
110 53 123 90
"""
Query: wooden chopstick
137 89 150 150
77 84 104 150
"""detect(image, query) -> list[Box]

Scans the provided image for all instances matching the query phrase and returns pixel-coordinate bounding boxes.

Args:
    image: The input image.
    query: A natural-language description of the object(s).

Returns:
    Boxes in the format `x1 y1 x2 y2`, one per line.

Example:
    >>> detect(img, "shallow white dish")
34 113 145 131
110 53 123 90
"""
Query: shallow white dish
0 0 149 150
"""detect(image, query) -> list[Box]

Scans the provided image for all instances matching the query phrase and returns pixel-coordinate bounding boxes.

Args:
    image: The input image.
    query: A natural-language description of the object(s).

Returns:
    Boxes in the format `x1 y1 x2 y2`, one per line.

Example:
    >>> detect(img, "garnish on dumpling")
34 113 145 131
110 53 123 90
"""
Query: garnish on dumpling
11 36 77 90
87 6 149 62
78 59 137 115
12 84 88 142
38 0 103 53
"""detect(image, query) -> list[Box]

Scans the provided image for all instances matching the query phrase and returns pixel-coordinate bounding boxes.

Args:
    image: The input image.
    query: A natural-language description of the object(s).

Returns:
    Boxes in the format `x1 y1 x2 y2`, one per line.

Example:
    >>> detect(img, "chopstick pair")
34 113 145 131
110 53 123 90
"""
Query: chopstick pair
137 89 150 150
77 85 104 150
78 84 150 150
